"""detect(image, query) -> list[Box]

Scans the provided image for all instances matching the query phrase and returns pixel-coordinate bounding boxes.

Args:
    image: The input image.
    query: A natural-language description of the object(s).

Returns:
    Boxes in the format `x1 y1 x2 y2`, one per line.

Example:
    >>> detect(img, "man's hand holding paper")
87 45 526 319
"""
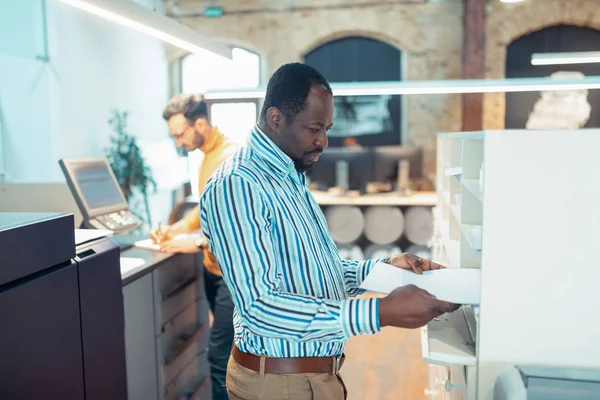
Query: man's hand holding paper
364 253 479 329
384 253 446 275
362 254 481 305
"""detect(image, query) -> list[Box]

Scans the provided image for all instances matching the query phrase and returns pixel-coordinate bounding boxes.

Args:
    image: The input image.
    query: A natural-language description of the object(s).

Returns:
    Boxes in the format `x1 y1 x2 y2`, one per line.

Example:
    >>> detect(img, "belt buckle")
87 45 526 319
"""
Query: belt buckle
333 354 341 374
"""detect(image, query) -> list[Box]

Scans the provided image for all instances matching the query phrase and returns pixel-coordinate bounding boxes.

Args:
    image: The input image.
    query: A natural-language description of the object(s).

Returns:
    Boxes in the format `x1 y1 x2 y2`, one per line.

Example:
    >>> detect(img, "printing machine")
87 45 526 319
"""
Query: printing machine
0 158 212 400
0 212 127 400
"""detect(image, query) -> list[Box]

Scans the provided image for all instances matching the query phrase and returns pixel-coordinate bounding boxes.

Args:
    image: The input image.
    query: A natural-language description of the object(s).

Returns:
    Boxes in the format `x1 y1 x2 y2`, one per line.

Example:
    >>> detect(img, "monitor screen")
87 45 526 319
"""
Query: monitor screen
59 158 127 216
306 146 423 191
307 148 374 191
372 146 423 182
73 162 125 209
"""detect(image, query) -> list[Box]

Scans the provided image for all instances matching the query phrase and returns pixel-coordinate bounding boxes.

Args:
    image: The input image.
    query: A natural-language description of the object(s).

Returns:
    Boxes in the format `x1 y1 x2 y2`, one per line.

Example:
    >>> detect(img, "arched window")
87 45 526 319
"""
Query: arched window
505 25 600 129
179 46 261 198
304 36 403 146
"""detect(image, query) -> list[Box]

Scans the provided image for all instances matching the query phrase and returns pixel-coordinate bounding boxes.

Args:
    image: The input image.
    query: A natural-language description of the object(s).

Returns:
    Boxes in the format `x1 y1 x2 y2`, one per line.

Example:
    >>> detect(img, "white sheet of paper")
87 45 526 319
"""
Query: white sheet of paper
134 234 202 252
134 238 161 251
360 262 481 305
74 229 113 246
120 257 146 274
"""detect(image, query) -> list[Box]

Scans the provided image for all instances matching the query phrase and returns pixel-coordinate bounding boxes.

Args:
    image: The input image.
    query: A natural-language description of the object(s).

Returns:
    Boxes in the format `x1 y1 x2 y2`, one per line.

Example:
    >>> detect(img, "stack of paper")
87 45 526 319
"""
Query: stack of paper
134 238 161 251
359 262 481 305
120 257 146 274
75 229 113 246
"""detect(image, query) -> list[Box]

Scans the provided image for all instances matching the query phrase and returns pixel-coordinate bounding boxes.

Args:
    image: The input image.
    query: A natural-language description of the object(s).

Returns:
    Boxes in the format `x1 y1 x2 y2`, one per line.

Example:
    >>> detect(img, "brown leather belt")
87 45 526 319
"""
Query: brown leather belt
232 345 345 374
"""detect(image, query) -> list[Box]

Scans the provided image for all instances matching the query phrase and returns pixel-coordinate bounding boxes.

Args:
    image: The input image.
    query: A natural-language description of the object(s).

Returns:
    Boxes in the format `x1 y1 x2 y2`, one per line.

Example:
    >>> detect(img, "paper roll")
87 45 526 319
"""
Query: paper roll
404 206 434 245
325 205 365 244
363 206 405 245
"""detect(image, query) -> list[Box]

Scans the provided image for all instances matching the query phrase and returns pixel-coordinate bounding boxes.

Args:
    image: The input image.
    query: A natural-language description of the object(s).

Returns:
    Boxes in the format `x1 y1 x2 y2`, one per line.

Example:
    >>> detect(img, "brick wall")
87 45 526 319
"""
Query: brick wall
169 0 600 174
484 0 600 129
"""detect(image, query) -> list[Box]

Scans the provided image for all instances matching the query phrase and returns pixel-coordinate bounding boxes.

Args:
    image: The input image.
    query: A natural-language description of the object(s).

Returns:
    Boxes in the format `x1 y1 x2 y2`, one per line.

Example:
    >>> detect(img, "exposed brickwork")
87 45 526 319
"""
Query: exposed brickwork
171 0 600 174
484 0 600 129
172 0 462 176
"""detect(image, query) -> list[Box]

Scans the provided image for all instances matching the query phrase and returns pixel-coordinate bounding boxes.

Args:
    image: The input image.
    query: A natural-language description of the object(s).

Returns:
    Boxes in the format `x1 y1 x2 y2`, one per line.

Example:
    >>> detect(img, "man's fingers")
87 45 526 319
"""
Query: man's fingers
402 254 423 274
414 286 435 298
409 285 457 312
432 300 458 315
421 259 444 271
160 242 174 252
430 260 445 270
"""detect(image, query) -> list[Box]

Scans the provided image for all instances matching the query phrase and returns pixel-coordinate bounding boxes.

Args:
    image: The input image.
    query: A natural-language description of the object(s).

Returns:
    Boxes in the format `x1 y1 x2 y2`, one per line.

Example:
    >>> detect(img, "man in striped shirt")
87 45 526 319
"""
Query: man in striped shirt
200 63 457 399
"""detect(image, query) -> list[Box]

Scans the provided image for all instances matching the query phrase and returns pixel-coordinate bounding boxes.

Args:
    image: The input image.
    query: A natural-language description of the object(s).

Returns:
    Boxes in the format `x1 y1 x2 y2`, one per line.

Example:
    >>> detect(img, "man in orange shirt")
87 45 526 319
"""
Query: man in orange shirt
151 94 239 400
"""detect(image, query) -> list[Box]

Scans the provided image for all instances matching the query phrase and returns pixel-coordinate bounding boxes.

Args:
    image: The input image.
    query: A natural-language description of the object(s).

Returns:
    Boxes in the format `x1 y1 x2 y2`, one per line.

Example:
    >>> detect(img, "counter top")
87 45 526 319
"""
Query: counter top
70 234 189 287
119 246 176 286
311 191 438 207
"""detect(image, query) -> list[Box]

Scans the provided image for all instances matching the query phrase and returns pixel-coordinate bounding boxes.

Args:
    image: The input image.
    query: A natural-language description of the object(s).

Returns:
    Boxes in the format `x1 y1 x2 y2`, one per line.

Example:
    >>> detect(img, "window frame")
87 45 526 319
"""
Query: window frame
171 46 264 199
176 45 264 124
204 97 261 125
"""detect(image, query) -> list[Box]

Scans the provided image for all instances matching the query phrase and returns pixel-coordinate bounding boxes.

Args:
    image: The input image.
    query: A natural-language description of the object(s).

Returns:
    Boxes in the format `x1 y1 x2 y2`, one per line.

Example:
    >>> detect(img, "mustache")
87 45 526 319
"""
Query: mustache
306 148 324 156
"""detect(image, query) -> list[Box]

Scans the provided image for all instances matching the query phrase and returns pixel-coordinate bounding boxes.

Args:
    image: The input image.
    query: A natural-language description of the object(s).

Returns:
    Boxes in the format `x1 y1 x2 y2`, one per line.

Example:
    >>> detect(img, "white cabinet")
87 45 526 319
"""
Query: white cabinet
424 129 600 399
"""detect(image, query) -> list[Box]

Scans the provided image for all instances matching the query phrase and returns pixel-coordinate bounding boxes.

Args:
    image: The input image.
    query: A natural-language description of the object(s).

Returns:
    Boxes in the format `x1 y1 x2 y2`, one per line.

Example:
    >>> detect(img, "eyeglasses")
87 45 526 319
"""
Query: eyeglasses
172 125 191 140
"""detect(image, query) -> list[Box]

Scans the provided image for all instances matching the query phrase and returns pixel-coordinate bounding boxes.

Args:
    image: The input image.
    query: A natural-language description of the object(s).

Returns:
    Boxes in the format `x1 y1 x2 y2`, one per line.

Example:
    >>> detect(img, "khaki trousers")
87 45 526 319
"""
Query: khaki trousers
225 356 347 400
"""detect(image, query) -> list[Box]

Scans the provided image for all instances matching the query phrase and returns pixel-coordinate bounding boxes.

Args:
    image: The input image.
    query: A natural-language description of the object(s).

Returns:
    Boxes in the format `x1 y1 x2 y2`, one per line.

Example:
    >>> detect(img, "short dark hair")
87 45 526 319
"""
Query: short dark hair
260 63 332 123
162 94 209 124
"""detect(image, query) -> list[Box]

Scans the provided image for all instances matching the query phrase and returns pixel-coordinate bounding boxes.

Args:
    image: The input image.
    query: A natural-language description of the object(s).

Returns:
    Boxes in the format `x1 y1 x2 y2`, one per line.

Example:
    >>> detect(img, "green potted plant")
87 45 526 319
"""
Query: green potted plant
105 110 156 230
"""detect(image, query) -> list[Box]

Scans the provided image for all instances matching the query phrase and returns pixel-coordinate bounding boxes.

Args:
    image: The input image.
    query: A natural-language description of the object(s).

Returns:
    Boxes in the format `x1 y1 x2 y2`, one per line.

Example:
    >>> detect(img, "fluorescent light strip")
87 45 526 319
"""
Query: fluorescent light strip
59 0 231 59
532 51 600 66
203 76 600 100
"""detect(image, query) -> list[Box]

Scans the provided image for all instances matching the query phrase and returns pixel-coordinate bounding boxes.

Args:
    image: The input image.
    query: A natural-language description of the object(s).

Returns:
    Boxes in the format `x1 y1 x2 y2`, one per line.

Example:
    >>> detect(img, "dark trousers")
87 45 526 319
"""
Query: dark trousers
204 268 235 400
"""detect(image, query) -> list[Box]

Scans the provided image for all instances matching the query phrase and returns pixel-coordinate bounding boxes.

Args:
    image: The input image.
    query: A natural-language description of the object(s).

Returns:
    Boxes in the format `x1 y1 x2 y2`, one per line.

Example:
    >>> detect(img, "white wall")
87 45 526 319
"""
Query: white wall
0 0 52 181
0 0 176 226
0 53 54 181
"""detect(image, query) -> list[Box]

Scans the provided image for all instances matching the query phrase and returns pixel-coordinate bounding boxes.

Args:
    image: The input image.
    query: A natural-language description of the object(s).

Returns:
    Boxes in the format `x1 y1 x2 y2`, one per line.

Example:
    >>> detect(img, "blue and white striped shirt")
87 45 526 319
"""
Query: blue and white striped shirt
200 125 381 358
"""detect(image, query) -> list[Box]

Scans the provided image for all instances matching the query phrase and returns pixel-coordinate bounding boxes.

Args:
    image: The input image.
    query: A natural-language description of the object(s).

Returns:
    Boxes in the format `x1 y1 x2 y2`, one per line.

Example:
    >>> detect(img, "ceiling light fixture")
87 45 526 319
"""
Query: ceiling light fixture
531 51 600 66
59 0 231 59
203 76 600 100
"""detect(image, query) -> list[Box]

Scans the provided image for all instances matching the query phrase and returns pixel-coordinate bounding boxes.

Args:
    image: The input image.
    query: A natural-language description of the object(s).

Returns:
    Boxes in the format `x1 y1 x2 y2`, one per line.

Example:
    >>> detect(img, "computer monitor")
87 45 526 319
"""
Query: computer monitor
59 157 140 232
306 148 374 191
372 146 423 183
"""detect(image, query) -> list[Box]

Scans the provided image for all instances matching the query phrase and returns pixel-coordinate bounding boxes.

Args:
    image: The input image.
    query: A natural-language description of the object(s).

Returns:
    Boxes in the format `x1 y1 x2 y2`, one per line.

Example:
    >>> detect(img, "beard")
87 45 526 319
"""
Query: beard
292 148 323 172
292 157 308 172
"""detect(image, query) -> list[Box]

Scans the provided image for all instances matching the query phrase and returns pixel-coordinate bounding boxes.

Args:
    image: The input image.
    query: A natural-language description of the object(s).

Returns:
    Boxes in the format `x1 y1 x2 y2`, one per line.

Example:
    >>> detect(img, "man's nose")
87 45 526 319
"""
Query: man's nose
316 131 329 149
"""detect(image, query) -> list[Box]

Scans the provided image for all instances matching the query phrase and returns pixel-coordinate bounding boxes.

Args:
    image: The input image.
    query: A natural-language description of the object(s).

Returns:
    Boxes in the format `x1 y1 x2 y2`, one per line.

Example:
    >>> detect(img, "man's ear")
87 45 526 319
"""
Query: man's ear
266 107 285 135
193 117 209 133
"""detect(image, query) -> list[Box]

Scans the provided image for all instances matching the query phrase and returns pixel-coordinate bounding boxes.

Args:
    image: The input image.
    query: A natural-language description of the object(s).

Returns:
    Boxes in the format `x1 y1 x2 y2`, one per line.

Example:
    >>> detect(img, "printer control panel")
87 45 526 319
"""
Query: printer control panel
89 210 140 232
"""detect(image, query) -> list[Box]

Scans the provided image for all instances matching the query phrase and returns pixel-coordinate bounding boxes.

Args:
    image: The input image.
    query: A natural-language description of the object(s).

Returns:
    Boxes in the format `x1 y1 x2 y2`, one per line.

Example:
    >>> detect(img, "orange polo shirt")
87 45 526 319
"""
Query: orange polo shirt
182 126 239 276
